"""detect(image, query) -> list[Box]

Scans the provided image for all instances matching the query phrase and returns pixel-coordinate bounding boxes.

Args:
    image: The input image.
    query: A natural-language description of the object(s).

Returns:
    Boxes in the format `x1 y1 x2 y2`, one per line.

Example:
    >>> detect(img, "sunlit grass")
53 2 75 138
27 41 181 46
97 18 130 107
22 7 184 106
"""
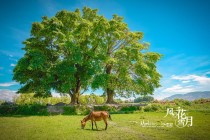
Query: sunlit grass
0 112 210 140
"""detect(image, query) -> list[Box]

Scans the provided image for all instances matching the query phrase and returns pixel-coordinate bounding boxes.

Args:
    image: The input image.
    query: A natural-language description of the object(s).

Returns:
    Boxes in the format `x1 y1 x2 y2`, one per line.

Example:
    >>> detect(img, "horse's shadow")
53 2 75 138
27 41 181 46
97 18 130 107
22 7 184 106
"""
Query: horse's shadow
80 128 105 131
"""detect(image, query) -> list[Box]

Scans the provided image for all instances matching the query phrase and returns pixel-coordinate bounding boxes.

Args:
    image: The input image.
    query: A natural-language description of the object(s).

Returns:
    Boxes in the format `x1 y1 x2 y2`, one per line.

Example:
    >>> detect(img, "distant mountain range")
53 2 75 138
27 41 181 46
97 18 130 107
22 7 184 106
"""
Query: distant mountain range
163 91 210 101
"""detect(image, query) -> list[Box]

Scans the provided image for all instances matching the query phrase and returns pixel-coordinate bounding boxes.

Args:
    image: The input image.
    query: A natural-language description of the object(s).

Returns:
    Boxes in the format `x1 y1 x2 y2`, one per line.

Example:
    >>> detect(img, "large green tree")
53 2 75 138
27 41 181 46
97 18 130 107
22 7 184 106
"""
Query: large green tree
13 7 106 104
13 7 161 104
91 15 162 103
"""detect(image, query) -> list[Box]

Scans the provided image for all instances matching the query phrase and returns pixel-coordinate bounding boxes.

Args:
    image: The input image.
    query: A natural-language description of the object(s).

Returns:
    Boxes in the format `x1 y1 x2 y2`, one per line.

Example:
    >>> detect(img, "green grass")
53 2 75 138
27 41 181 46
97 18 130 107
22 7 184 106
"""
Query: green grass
0 112 210 140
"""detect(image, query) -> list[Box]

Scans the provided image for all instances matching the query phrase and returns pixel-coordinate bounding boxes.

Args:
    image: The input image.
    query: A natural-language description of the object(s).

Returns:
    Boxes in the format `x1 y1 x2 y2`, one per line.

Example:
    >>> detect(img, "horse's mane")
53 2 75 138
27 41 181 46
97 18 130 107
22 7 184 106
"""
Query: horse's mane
83 111 93 121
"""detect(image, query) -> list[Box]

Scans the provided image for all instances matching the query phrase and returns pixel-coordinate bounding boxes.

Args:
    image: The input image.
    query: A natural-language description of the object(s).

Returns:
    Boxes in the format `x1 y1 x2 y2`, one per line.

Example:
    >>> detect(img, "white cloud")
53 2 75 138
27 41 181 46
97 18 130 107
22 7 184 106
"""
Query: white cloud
171 74 210 86
0 89 18 101
182 80 190 83
155 73 210 100
162 84 194 93
0 82 18 87
10 63 16 67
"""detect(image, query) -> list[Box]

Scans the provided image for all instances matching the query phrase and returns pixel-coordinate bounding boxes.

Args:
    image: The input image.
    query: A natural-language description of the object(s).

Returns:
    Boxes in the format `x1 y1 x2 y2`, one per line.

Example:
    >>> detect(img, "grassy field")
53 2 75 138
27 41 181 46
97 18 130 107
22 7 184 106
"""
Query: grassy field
0 111 210 140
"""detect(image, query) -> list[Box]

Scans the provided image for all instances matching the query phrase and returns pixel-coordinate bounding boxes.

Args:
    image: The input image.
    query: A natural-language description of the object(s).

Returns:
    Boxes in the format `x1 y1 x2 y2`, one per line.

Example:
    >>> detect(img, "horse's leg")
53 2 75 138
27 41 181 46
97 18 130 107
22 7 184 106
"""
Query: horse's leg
94 121 98 130
104 119 108 130
91 120 93 130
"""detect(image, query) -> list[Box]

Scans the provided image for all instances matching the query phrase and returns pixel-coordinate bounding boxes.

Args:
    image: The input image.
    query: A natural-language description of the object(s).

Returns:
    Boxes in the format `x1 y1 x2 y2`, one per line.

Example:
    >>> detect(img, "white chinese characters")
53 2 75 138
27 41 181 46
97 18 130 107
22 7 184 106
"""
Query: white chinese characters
164 107 193 128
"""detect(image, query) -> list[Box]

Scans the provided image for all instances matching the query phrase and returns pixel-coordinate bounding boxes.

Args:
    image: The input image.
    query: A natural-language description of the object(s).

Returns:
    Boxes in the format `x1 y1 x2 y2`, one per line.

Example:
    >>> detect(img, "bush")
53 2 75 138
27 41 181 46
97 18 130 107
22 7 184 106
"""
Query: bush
94 105 118 113
143 104 162 112
14 93 70 105
184 100 192 106
79 94 105 105
76 106 90 115
134 96 154 103
95 96 105 104
16 104 48 115
0 104 17 115
0 104 48 115
0 100 5 105
120 106 138 112
79 96 89 105
63 106 77 115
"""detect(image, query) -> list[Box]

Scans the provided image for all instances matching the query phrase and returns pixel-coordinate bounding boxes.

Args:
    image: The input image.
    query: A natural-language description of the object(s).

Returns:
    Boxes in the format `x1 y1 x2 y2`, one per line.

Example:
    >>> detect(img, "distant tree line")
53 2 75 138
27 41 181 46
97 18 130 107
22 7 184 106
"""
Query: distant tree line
134 96 154 103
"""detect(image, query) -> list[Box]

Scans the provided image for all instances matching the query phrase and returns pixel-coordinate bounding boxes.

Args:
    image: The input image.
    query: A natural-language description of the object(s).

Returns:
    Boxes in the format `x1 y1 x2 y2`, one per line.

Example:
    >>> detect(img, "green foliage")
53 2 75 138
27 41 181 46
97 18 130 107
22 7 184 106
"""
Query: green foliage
63 106 90 115
193 98 210 104
13 7 162 103
90 10 162 101
1 98 210 115
143 104 163 112
79 95 89 105
13 7 109 102
0 104 48 115
120 106 139 113
134 96 154 103
75 106 90 115
0 104 17 115
173 99 192 106
63 106 76 115
79 94 105 105
95 96 105 104
0 100 5 105
14 93 70 105
115 98 123 103
94 105 118 113
16 104 48 115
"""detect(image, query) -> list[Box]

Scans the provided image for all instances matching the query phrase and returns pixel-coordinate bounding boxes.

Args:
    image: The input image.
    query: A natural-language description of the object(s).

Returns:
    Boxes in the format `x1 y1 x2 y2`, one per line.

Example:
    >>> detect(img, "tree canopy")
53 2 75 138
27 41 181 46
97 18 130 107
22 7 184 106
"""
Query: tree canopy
13 7 161 104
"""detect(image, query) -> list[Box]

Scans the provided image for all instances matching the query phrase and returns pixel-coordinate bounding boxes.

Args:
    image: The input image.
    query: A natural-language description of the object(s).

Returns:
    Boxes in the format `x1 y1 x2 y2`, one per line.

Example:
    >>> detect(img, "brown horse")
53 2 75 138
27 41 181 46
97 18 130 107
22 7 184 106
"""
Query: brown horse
81 111 112 130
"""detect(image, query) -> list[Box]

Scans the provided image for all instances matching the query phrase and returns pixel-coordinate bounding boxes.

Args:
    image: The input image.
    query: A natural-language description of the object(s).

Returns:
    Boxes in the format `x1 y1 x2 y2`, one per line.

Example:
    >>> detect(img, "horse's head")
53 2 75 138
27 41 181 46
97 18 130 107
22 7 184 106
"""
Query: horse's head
81 120 86 129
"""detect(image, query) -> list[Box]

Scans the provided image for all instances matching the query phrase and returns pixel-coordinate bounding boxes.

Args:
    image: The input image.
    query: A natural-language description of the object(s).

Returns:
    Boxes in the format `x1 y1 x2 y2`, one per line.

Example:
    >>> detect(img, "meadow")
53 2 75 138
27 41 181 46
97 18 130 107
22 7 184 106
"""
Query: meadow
0 111 210 140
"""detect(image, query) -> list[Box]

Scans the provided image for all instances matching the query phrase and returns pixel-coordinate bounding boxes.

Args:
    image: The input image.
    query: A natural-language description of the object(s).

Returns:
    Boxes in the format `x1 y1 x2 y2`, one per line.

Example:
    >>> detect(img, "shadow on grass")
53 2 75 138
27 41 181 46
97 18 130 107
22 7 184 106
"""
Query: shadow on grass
84 128 105 131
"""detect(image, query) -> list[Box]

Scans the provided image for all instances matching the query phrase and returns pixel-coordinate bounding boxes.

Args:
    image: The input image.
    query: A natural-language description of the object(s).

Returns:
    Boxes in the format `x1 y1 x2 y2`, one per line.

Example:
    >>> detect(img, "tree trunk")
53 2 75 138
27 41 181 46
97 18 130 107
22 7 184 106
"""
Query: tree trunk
106 88 116 104
70 92 80 104
105 64 116 104
105 64 117 104
70 77 81 104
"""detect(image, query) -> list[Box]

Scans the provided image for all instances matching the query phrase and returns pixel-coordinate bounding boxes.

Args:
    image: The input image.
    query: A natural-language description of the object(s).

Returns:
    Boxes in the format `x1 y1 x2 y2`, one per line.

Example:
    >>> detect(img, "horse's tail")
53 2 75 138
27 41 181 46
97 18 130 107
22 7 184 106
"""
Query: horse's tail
108 113 112 121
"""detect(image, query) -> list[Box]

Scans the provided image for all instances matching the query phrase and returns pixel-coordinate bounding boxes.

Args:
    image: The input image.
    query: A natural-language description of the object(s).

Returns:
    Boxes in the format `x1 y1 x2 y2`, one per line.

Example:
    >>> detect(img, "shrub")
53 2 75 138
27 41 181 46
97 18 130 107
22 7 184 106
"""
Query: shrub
94 105 118 113
79 96 89 105
120 106 138 112
14 93 71 105
79 94 105 105
76 106 90 115
16 104 48 115
63 106 77 115
143 104 162 112
134 96 154 103
184 100 192 106
0 104 17 115
95 96 105 104
0 104 48 115
0 100 5 105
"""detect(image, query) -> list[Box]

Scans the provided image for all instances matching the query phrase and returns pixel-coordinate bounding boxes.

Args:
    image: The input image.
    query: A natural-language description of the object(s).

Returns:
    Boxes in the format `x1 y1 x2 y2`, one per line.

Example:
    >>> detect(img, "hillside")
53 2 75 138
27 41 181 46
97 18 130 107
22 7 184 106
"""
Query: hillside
163 91 210 101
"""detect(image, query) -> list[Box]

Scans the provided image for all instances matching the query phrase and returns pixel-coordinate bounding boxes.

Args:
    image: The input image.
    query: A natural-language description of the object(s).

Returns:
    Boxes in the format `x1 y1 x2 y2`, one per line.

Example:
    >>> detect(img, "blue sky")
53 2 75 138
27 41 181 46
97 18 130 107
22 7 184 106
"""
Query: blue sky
0 0 210 100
